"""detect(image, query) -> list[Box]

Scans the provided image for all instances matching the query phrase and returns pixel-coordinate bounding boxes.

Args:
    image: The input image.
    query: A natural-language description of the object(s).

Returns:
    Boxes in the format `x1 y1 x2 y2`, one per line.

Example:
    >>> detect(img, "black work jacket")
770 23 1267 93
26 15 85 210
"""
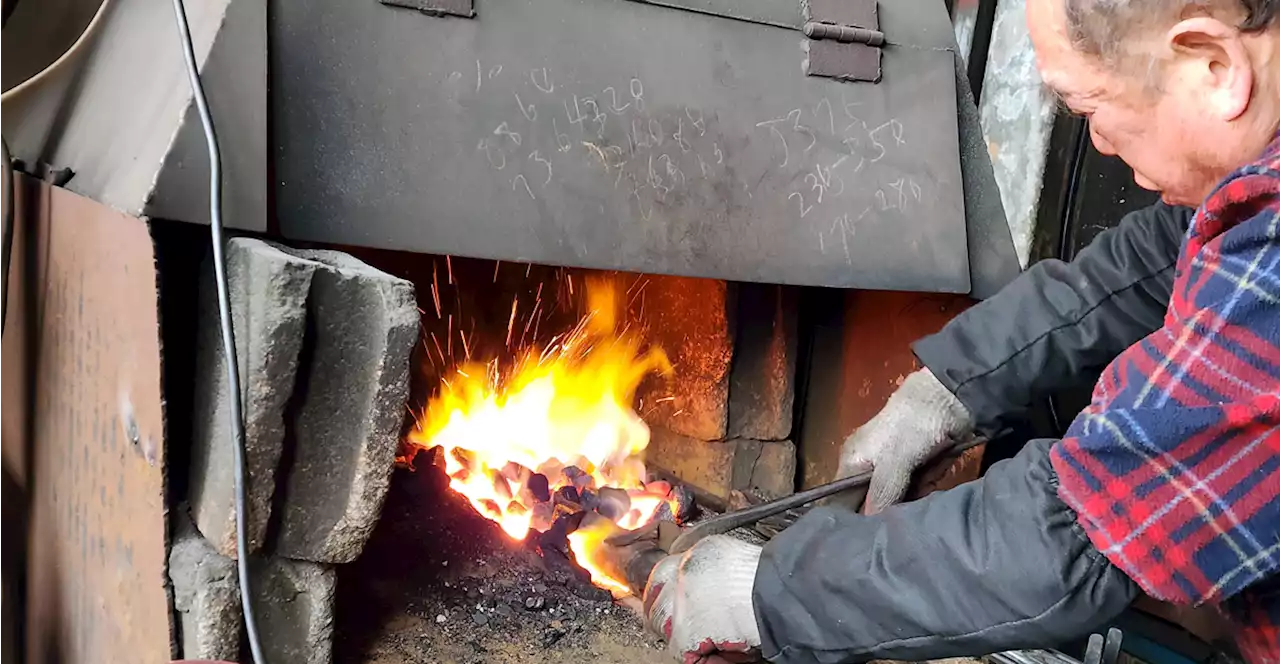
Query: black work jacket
754 202 1195 663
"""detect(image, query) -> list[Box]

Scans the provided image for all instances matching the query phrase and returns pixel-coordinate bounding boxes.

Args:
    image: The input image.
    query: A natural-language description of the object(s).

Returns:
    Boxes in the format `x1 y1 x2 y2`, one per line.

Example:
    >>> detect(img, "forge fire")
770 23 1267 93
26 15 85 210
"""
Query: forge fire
403 276 683 592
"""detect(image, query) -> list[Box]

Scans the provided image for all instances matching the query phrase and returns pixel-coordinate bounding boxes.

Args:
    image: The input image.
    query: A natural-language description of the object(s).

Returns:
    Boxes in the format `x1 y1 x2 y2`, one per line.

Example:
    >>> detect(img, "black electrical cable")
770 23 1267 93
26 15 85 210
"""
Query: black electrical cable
167 0 268 662
2 135 14 336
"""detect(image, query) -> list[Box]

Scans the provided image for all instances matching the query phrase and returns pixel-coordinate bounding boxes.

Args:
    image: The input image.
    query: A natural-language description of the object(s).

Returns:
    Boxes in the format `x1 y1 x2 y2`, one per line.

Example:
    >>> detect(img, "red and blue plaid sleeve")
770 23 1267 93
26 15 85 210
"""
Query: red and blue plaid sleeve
1225 578 1280 662
1050 133 1280 660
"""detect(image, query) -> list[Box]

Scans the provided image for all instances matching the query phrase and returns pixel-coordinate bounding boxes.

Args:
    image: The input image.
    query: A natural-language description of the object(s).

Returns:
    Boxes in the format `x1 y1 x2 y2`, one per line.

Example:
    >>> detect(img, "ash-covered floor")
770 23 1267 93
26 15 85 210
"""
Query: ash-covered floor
334 464 666 664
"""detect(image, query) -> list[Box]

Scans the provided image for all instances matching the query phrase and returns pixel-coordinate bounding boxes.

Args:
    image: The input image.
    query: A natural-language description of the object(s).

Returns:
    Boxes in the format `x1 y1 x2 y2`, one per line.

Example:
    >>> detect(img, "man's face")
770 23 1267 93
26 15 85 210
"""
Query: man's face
1026 0 1244 207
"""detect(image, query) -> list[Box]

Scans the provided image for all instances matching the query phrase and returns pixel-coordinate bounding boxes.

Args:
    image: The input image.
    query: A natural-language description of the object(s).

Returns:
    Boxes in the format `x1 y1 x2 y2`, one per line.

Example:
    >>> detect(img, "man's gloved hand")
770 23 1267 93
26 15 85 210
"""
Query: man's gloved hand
834 368 973 514
643 535 763 664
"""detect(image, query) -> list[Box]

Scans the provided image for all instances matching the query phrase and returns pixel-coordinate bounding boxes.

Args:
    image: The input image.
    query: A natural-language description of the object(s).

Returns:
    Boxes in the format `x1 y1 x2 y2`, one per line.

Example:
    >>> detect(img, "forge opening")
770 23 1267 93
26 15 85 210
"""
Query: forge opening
329 250 801 663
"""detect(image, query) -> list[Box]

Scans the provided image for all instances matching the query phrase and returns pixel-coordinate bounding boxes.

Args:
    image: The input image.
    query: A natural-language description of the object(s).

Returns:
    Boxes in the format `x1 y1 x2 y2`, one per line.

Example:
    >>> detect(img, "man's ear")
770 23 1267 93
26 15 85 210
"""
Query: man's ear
1165 17 1253 121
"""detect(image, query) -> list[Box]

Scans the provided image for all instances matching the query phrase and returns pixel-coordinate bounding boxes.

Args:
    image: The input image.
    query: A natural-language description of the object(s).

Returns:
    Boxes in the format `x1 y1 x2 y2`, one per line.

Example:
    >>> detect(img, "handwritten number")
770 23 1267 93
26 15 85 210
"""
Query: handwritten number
630 78 645 112
631 119 650 150
875 189 893 211
514 92 537 122
756 119 790 168
530 151 553 186
686 108 706 136
494 122 522 147
648 118 664 146
477 139 506 170
583 97 606 138
530 68 554 94
552 118 572 153
660 154 685 186
513 174 535 200
604 145 625 171
804 173 825 204
789 192 812 218
889 178 906 209
565 97 588 130
786 109 817 154
674 118 691 153
604 87 630 114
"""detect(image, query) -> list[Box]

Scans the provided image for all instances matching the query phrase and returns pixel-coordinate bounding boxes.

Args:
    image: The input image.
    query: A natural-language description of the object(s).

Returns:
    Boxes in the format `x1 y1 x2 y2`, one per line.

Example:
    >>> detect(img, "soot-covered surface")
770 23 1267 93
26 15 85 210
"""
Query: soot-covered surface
334 464 666 664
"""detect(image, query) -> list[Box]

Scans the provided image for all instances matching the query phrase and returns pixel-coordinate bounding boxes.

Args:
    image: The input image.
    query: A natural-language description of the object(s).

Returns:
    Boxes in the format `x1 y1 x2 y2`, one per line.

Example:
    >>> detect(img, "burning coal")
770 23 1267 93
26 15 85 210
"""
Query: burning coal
405 276 682 591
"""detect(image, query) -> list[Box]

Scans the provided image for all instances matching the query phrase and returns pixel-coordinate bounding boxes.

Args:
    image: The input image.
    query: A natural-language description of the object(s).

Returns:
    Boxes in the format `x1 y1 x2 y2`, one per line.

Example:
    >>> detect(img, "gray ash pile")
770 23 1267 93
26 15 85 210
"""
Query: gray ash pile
333 463 670 664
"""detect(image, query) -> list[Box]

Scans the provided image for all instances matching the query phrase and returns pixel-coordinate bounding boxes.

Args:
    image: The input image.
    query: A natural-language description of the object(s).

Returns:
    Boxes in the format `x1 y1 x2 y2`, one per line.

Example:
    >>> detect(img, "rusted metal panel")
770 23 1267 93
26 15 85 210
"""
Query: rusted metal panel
796 289 978 490
15 175 173 662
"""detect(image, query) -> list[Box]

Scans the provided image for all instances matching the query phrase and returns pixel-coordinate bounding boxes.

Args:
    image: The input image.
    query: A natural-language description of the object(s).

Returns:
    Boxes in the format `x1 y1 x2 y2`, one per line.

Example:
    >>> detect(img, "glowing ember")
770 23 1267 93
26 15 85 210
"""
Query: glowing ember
406 275 676 589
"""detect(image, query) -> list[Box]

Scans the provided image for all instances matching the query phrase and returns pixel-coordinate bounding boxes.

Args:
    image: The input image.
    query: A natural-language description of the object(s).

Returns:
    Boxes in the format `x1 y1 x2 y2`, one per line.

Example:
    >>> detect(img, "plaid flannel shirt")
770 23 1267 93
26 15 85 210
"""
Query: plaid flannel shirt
1050 131 1280 662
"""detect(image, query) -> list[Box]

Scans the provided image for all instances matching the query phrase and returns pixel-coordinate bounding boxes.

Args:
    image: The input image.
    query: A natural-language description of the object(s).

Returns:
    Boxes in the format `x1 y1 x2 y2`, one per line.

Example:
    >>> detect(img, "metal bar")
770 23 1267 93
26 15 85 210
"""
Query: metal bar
668 436 986 553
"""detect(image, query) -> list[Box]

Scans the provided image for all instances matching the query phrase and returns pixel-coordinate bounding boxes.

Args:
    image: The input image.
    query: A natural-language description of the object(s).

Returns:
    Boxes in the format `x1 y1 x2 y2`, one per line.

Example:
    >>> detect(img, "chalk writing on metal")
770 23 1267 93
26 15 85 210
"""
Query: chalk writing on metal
531 68 554 94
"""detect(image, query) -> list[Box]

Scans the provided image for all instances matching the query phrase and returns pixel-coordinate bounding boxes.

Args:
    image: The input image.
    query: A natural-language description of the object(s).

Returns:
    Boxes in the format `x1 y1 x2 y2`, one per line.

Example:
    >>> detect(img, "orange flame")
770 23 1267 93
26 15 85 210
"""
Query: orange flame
567 518 633 596
407 276 675 589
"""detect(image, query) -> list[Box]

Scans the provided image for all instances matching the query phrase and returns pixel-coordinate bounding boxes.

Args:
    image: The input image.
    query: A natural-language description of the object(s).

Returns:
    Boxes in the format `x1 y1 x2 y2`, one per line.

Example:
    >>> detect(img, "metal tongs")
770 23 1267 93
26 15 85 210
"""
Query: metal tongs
612 435 988 555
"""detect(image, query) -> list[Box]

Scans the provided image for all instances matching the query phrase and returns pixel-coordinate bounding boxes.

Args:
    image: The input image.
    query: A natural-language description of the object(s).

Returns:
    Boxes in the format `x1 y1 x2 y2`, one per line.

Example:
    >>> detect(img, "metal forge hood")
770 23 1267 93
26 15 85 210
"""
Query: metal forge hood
272 0 1016 295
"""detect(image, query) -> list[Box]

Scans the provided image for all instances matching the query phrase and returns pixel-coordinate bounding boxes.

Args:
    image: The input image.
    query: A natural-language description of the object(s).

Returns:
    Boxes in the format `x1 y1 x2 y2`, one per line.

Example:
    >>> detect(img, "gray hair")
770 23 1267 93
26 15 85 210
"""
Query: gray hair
1063 0 1280 73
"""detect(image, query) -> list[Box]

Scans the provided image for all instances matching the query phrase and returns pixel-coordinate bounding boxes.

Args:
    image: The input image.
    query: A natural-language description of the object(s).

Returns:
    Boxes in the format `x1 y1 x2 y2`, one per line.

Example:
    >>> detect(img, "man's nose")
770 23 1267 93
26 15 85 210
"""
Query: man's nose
1089 123 1117 155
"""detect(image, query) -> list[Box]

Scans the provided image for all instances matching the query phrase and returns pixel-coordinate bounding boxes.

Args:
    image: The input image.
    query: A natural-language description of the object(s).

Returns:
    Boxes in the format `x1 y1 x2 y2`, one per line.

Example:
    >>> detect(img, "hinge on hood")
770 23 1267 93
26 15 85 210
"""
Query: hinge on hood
380 0 474 18
803 0 882 83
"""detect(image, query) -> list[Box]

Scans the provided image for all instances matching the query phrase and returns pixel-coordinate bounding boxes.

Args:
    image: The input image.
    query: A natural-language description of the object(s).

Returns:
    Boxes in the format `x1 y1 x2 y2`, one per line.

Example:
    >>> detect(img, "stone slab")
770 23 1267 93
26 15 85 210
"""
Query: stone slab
645 427 737 503
169 513 242 661
631 276 734 441
273 248 418 563
252 556 337 664
746 440 797 499
727 284 798 441
189 237 317 557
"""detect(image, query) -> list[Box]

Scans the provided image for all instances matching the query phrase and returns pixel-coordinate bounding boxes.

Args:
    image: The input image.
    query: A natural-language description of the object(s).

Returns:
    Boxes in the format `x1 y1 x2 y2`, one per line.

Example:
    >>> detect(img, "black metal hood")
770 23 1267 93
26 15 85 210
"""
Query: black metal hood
271 0 1016 294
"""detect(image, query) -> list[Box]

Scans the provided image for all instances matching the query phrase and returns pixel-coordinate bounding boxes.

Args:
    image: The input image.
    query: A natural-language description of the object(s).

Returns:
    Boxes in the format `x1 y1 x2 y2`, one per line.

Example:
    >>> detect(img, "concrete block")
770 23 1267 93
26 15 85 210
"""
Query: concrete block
169 515 242 661
252 556 337 664
646 427 737 502
728 284 798 441
274 249 417 563
746 440 797 499
631 276 734 441
648 431 796 503
190 238 318 557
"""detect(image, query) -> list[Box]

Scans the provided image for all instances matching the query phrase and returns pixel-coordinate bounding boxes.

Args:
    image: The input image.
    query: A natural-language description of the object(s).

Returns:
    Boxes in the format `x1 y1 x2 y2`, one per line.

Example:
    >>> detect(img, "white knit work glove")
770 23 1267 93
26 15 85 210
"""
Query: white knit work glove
834 368 973 514
643 536 763 664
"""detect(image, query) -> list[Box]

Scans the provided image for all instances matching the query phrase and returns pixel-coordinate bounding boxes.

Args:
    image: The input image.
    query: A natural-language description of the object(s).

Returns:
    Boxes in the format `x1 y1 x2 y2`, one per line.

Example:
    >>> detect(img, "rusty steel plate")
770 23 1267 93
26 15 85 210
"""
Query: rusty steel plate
14 176 173 662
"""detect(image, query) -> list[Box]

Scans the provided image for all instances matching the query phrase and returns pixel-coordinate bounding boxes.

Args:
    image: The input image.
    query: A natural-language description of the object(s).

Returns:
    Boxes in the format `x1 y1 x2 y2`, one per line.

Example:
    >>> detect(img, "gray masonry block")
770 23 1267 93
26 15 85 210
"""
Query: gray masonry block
273 248 418 563
190 238 318 557
169 514 243 661
745 440 797 499
252 556 337 664
728 284 799 441
647 430 796 504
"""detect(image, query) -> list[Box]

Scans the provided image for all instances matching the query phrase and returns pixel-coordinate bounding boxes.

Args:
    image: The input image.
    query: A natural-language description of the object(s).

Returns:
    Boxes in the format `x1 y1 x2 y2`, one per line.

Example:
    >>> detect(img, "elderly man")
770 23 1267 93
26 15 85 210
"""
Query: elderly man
639 0 1280 661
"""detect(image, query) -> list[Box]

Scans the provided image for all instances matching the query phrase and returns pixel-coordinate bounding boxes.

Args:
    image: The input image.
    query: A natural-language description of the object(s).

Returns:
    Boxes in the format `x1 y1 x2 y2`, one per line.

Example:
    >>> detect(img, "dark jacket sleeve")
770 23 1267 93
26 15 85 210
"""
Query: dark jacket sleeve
913 203 1192 430
752 439 1140 664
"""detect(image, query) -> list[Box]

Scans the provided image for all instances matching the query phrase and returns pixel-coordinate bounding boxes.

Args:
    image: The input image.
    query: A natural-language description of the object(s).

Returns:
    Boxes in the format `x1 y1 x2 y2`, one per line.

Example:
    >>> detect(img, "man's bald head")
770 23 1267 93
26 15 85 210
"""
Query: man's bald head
1063 0 1279 81
1028 0 1280 206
